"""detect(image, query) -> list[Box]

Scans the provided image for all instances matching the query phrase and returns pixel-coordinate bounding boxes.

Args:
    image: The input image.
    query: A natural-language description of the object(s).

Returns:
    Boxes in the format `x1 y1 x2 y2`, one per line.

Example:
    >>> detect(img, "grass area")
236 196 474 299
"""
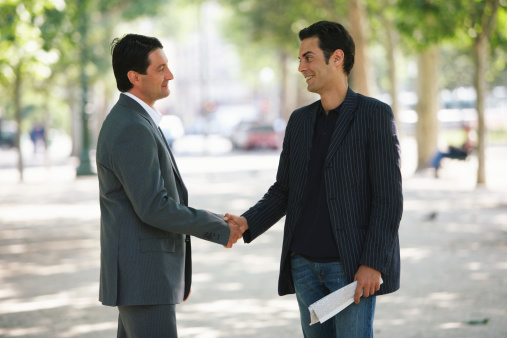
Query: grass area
441 129 468 146
441 127 507 146
488 127 507 144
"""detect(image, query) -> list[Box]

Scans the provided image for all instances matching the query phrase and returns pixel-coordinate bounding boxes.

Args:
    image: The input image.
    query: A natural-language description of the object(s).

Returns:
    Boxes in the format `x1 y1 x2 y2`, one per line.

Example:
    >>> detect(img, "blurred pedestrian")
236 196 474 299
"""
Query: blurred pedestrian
30 122 46 153
96 34 242 337
225 21 403 338
430 124 476 178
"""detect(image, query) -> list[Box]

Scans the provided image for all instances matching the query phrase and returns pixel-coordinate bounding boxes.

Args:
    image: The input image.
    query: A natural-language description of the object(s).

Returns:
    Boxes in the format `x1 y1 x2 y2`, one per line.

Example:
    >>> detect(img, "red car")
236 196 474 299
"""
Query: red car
232 124 284 150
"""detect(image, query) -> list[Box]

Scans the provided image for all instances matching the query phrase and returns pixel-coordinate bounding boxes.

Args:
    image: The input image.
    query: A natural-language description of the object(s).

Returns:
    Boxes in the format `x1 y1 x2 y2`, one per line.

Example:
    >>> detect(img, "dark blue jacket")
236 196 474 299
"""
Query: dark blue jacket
242 88 403 296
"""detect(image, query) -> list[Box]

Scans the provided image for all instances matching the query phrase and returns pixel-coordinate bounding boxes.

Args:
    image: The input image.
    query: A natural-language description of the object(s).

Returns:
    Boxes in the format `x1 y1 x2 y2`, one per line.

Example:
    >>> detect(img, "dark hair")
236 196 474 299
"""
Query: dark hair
299 21 355 76
110 34 163 92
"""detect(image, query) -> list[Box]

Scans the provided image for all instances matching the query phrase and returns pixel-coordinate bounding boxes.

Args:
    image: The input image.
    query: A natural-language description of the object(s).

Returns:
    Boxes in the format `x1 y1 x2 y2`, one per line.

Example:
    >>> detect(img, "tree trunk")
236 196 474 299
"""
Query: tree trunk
70 92 80 157
279 51 288 121
96 80 110 142
416 46 439 170
474 34 487 186
384 19 399 126
472 0 499 186
280 51 299 122
76 0 95 176
347 0 371 96
14 63 24 182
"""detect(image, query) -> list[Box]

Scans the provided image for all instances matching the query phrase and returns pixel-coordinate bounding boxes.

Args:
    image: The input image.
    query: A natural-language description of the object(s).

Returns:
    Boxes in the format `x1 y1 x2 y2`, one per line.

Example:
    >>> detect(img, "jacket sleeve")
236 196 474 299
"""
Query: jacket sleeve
359 102 403 274
110 121 230 246
241 116 293 243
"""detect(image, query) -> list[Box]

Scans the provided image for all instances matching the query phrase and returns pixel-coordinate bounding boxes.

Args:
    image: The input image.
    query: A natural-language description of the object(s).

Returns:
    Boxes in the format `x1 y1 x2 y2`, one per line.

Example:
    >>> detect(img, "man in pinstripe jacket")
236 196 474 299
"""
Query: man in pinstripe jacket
225 21 403 337
97 34 243 337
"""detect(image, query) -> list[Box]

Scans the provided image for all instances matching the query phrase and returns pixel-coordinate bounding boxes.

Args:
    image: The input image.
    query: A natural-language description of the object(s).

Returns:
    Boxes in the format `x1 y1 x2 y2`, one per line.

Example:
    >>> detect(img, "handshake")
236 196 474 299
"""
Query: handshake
223 213 248 248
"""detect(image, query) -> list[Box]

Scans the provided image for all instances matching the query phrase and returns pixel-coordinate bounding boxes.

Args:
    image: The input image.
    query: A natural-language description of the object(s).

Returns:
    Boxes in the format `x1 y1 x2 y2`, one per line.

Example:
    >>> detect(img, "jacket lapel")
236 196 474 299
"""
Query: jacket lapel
158 129 188 203
325 87 358 164
118 94 185 185
158 128 185 187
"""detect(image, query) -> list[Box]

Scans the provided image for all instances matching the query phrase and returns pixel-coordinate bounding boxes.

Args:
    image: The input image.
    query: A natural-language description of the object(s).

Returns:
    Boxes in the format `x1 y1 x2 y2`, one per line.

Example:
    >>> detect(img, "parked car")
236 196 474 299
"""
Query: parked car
0 119 16 148
159 115 185 148
231 122 284 150
206 104 260 137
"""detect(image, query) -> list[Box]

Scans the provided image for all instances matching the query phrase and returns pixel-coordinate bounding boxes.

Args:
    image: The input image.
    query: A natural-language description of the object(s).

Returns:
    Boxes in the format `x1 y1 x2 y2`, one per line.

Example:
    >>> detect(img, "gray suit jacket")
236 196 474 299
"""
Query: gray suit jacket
243 88 403 296
97 94 230 306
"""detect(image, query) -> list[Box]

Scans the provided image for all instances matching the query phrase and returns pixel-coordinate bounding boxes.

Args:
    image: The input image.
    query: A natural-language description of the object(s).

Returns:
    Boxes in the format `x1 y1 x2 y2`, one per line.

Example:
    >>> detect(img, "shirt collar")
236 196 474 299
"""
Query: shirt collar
318 102 342 117
123 92 163 127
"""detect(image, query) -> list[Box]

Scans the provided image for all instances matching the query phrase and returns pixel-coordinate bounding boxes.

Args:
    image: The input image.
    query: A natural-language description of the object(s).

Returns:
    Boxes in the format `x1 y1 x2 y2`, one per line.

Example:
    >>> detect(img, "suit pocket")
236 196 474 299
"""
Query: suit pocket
139 238 175 253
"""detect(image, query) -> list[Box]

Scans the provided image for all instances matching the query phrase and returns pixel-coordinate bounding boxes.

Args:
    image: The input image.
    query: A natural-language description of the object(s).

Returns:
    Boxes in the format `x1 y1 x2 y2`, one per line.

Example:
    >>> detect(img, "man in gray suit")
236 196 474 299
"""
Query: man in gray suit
225 21 403 337
96 34 243 337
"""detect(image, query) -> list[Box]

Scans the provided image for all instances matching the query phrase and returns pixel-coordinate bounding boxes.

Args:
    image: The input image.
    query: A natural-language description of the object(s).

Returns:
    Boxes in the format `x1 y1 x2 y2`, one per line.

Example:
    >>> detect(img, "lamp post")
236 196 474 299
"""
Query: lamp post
76 73 94 176
76 0 95 176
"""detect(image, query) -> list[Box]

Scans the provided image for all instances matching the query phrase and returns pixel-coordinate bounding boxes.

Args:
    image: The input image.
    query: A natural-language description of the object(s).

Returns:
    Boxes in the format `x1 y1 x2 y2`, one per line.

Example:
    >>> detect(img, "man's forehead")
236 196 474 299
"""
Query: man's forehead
148 48 168 66
298 37 320 55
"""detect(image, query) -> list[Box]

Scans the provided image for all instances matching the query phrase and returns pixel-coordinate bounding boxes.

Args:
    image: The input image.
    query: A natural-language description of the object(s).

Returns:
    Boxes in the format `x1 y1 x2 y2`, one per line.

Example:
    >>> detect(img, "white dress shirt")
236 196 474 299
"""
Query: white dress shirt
122 92 162 127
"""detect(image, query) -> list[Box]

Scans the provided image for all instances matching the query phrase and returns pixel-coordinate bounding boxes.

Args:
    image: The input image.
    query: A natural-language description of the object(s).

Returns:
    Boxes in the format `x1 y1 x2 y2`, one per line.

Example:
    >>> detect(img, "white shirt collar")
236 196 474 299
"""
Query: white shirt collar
123 92 163 127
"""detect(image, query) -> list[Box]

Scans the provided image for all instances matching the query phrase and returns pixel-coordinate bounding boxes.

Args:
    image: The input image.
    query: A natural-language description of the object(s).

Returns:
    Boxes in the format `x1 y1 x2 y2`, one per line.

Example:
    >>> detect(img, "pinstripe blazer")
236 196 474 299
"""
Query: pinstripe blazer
242 87 403 296
97 94 230 306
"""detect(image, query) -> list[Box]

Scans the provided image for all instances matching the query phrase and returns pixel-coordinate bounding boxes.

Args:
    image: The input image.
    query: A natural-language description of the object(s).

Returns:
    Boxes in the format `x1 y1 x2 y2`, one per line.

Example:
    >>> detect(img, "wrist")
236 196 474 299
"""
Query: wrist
240 216 249 231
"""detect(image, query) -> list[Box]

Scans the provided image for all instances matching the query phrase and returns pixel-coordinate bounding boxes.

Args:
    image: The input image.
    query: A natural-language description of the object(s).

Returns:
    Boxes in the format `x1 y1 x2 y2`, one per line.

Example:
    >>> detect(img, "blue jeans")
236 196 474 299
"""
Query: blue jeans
291 253 376 338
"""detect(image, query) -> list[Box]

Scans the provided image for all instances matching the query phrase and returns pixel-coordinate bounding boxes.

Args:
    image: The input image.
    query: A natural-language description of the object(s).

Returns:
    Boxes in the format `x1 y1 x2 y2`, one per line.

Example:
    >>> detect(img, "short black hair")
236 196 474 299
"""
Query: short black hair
110 34 163 92
299 21 355 76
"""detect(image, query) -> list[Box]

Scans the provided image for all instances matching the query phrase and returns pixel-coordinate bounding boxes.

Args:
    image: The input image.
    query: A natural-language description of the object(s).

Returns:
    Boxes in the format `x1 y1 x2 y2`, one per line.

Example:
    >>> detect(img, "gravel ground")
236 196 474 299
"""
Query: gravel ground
0 143 506 337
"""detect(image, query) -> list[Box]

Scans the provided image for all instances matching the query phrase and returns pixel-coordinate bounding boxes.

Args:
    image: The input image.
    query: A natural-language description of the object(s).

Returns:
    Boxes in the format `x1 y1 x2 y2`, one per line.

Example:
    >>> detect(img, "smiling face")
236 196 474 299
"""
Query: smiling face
298 37 342 96
129 48 174 107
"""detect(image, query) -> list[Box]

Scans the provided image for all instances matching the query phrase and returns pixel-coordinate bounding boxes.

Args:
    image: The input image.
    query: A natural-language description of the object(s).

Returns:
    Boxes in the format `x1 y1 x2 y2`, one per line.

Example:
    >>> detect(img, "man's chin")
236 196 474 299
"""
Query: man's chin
306 85 317 93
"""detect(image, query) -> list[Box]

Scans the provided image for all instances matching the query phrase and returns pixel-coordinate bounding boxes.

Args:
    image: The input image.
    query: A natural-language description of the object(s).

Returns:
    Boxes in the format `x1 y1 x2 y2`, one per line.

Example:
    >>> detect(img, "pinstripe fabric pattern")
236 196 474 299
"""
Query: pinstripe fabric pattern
242 88 403 296
97 94 231 307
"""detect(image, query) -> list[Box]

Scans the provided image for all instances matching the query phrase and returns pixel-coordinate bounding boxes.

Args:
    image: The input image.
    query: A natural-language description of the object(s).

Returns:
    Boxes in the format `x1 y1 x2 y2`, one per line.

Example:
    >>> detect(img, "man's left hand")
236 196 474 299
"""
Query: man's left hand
353 265 381 304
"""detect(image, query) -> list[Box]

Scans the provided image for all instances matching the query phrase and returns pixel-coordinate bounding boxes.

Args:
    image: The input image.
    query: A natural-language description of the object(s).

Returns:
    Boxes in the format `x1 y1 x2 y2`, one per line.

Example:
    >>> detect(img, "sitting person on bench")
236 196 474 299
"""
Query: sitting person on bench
431 125 476 178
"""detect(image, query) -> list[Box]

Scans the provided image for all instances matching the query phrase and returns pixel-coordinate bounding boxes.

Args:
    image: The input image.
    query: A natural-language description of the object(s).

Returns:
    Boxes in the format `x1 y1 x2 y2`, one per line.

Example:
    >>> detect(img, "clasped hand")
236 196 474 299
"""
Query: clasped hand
223 213 249 248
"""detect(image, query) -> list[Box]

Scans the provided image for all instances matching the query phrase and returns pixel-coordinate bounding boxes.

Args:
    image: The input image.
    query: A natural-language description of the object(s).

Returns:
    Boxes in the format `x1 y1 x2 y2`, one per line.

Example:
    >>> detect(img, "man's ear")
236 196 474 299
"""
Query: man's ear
127 70 139 86
332 49 344 68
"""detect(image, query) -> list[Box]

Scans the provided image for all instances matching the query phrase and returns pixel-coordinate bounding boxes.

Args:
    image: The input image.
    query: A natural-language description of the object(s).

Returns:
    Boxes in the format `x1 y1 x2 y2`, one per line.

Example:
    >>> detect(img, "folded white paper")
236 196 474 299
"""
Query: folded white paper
308 278 383 325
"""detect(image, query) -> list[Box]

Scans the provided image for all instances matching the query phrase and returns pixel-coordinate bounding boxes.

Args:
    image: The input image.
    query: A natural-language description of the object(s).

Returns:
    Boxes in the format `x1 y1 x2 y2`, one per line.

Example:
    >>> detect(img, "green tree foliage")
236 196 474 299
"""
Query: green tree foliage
396 0 463 49
456 0 505 185
0 0 171 180
0 0 61 100
215 0 340 84
396 0 506 184
0 0 65 180
221 0 327 52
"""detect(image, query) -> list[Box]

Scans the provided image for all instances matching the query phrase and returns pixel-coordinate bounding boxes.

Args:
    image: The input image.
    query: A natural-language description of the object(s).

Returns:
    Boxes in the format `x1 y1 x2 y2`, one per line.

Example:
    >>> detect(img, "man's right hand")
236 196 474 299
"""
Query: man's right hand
223 213 249 248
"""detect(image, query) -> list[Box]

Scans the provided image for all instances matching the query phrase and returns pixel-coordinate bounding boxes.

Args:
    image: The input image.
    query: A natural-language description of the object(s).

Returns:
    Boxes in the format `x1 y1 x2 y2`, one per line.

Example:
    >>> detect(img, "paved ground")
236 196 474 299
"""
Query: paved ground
0 139 506 337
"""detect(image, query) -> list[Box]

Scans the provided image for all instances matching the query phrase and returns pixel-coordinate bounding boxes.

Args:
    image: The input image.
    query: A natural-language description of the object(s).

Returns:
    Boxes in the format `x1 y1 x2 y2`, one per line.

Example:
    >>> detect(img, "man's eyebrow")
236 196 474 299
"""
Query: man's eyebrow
298 51 314 59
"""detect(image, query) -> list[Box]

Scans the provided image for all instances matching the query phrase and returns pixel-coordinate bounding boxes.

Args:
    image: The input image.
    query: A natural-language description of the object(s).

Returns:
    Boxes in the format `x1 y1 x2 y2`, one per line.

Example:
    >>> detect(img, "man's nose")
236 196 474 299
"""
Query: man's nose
298 61 306 73
166 68 174 80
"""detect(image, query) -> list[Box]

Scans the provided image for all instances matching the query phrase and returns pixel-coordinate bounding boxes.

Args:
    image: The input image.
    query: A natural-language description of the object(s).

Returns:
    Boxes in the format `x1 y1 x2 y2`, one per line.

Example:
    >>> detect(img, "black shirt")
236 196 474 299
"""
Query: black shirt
290 103 342 262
